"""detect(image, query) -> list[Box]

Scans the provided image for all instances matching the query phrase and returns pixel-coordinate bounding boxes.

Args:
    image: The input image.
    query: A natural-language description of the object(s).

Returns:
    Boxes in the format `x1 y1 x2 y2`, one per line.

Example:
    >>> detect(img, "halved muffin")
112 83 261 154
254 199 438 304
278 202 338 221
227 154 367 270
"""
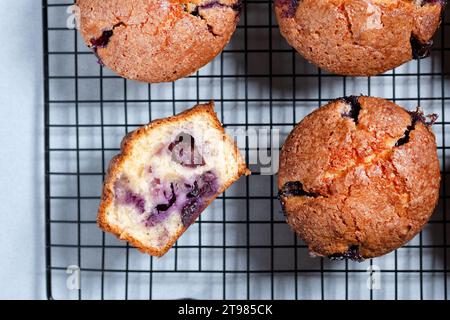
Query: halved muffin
98 102 249 256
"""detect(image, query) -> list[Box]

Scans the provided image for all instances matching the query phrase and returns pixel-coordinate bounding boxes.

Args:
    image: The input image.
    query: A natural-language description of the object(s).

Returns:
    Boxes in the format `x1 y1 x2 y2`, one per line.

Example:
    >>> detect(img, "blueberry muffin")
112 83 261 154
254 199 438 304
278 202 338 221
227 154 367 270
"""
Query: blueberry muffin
76 0 241 83
274 0 446 76
98 102 250 256
278 96 440 260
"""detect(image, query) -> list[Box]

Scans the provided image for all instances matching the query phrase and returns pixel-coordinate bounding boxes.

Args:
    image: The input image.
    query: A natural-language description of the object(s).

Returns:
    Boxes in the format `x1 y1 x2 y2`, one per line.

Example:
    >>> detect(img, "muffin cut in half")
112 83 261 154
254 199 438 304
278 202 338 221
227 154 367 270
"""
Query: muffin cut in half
98 102 249 256
278 96 440 260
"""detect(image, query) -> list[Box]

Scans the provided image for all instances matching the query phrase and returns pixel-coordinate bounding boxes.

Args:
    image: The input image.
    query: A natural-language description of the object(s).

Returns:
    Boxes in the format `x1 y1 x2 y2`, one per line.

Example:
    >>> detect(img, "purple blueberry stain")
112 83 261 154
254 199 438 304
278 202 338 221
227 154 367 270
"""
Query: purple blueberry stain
198 0 242 12
146 209 171 227
145 171 218 228
183 1 242 37
146 182 177 227
328 245 364 262
420 0 446 5
114 178 146 214
187 181 200 198
181 171 218 227
395 107 438 147
181 198 202 226
395 124 414 147
278 181 320 217
278 181 320 198
340 95 362 124
124 191 146 214
168 132 206 168
90 30 113 49
275 0 299 18
89 22 124 65
155 183 177 212
186 0 242 15
410 36 433 60
90 30 114 65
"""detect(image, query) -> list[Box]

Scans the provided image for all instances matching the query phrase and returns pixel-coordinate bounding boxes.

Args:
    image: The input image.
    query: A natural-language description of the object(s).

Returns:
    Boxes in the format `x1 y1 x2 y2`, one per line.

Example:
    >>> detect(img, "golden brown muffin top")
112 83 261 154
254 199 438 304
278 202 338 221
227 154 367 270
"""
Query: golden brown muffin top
278 97 440 259
275 0 445 75
77 0 241 83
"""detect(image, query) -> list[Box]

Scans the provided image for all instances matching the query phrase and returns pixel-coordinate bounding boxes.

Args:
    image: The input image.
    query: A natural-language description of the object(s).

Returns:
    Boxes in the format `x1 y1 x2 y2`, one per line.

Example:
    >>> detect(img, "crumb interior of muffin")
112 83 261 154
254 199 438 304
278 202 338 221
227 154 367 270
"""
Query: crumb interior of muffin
104 114 240 251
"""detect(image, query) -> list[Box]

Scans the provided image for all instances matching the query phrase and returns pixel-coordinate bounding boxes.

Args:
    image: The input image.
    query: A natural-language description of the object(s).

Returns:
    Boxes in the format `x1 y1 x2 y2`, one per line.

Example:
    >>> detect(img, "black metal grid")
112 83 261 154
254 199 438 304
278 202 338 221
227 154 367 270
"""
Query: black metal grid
44 0 450 300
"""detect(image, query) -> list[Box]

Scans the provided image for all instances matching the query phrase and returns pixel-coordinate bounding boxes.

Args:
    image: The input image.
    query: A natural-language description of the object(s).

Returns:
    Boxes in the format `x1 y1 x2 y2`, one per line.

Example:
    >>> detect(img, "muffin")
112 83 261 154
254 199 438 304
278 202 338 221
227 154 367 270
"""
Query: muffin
274 0 446 76
76 0 241 83
98 102 250 256
278 96 440 260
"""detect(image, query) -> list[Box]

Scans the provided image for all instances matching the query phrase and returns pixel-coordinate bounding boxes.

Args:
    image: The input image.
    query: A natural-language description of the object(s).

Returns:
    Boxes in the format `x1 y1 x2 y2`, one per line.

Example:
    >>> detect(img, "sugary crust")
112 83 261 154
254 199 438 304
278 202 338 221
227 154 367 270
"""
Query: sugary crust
98 102 250 256
76 0 240 83
278 97 440 258
274 0 444 76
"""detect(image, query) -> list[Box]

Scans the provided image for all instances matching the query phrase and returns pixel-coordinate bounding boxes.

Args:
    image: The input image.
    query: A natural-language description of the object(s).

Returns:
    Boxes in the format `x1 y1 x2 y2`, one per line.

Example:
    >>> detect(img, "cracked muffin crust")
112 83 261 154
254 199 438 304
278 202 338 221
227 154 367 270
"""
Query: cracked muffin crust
274 0 446 76
98 102 250 256
76 0 241 83
278 96 440 259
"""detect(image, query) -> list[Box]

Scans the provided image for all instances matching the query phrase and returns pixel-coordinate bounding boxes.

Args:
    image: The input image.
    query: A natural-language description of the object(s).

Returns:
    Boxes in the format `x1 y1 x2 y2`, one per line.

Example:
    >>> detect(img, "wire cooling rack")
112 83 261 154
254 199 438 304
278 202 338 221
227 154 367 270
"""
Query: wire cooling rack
43 0 450 300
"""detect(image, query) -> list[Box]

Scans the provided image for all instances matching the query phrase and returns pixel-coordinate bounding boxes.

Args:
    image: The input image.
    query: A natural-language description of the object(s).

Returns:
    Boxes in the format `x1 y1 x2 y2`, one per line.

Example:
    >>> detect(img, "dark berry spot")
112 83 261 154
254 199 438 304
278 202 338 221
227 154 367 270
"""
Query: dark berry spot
155 183 177 212
189 6 200 17
275 0 299 18
90 30 114 65
199 0 219 10
278 181 319 198
340 96 361 124
410 36 433 60
90 30 113 49
180 171 218 227
187 181 200 198
184 0 242 18
168 132 206 168
328 245 364 262
207 24 219 37
395 107 438 147
183 1 241 36
181 198 201 226
146 183 177 227
395 125 414 147
410 108 427 125
199 0 242 11
420 0 446 6
89 22 124 64
230 0 243 12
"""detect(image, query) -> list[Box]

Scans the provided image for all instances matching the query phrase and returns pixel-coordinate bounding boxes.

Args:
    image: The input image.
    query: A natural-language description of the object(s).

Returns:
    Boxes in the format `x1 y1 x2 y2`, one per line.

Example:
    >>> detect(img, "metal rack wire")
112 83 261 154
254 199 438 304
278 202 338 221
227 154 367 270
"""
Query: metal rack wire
43 0 450 300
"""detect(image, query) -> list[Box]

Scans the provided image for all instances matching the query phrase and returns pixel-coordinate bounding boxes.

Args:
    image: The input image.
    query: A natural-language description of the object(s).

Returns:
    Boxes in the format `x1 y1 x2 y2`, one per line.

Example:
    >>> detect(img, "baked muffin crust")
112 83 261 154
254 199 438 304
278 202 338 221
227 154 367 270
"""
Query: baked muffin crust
275 0 446 76
278 96 440 259
76 0 241 83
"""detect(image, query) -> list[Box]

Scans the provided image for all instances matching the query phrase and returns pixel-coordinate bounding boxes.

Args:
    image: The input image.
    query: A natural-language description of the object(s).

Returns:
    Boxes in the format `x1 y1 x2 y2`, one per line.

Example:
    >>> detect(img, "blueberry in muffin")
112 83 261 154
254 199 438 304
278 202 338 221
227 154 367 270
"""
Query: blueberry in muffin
278 96 440 260
98 102 249 256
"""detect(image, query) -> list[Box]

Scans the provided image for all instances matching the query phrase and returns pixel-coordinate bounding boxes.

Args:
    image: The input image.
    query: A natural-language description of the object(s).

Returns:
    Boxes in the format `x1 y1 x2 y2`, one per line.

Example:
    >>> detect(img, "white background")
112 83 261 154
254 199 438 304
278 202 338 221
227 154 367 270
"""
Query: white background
0 0 45 299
